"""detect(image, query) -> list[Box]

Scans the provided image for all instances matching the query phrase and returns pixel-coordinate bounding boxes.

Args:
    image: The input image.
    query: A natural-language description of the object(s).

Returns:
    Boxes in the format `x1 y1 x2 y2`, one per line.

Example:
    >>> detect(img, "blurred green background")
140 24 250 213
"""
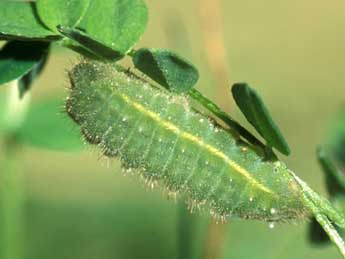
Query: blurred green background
1 0 345 258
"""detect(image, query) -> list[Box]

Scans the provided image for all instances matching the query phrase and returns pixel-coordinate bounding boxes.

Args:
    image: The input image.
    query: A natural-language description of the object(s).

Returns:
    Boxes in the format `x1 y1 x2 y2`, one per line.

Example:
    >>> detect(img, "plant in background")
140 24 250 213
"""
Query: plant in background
1 0 345 258
309 114 345 245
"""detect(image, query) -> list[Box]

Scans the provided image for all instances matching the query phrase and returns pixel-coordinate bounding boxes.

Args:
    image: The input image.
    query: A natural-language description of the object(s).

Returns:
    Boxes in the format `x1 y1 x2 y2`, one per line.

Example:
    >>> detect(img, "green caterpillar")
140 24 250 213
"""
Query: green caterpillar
66 60 308 223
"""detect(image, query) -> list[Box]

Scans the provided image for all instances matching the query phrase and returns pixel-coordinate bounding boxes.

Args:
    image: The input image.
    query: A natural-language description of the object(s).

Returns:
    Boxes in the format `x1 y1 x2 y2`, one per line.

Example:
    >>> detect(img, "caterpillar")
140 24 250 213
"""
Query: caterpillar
66 60 309 223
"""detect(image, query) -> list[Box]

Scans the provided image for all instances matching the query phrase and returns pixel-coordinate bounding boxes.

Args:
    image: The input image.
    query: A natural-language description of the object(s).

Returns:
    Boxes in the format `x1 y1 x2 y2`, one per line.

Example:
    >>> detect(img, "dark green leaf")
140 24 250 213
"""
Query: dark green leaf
57 25 123 60
16 98 83 151
327 111 345 167
36 0 91 33
133 48 199 93
18 45 50 98
78 0 148 54
0 1 59 41
317 147 345 197
0 41 50 86
231 83 291 155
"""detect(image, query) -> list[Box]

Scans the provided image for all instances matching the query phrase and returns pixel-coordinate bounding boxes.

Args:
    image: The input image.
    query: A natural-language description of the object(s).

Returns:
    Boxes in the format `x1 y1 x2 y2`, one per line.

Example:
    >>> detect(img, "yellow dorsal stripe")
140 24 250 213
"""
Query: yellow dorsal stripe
120 93 274 195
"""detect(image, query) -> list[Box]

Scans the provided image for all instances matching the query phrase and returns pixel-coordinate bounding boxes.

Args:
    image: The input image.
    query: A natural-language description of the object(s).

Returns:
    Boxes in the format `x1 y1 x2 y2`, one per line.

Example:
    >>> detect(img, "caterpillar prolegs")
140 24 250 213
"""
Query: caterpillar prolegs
66 60 308 222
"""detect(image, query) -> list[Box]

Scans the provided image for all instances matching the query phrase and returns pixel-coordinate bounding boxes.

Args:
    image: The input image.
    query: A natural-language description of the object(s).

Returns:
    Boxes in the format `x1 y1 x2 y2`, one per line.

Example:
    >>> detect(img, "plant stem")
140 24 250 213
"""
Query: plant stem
3 80 30 133
1 142 25 259
177 200 195 259
315 213 345 257
202 221 226 259
198 0 230 90
291 172 345 258
191 3 231 250
188 88 265 148
177 200 210 259
160 14 217 259
0 81 30 259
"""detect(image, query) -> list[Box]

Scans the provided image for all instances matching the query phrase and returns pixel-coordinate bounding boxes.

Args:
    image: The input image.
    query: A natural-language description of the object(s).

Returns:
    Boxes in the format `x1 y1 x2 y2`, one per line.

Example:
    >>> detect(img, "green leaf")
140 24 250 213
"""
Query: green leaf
36 0 90 33
317 147 345 197
57 25 123 60
231 83 291 155
133 48 199 93
15 98 83 151
18 46 50 98
327 111 345 166
0 41 50 86
78 0 148 54
0 1 59 41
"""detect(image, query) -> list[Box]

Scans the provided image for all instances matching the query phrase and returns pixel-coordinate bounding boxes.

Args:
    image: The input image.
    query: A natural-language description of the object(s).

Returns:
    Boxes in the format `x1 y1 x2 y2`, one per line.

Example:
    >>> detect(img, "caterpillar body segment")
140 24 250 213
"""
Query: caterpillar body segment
66 60 308 222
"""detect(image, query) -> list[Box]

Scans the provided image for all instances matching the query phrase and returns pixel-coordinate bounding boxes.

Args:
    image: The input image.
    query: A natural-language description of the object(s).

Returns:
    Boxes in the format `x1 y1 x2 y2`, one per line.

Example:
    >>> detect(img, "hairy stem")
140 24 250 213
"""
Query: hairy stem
315 213 345 257
291 172 345 258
